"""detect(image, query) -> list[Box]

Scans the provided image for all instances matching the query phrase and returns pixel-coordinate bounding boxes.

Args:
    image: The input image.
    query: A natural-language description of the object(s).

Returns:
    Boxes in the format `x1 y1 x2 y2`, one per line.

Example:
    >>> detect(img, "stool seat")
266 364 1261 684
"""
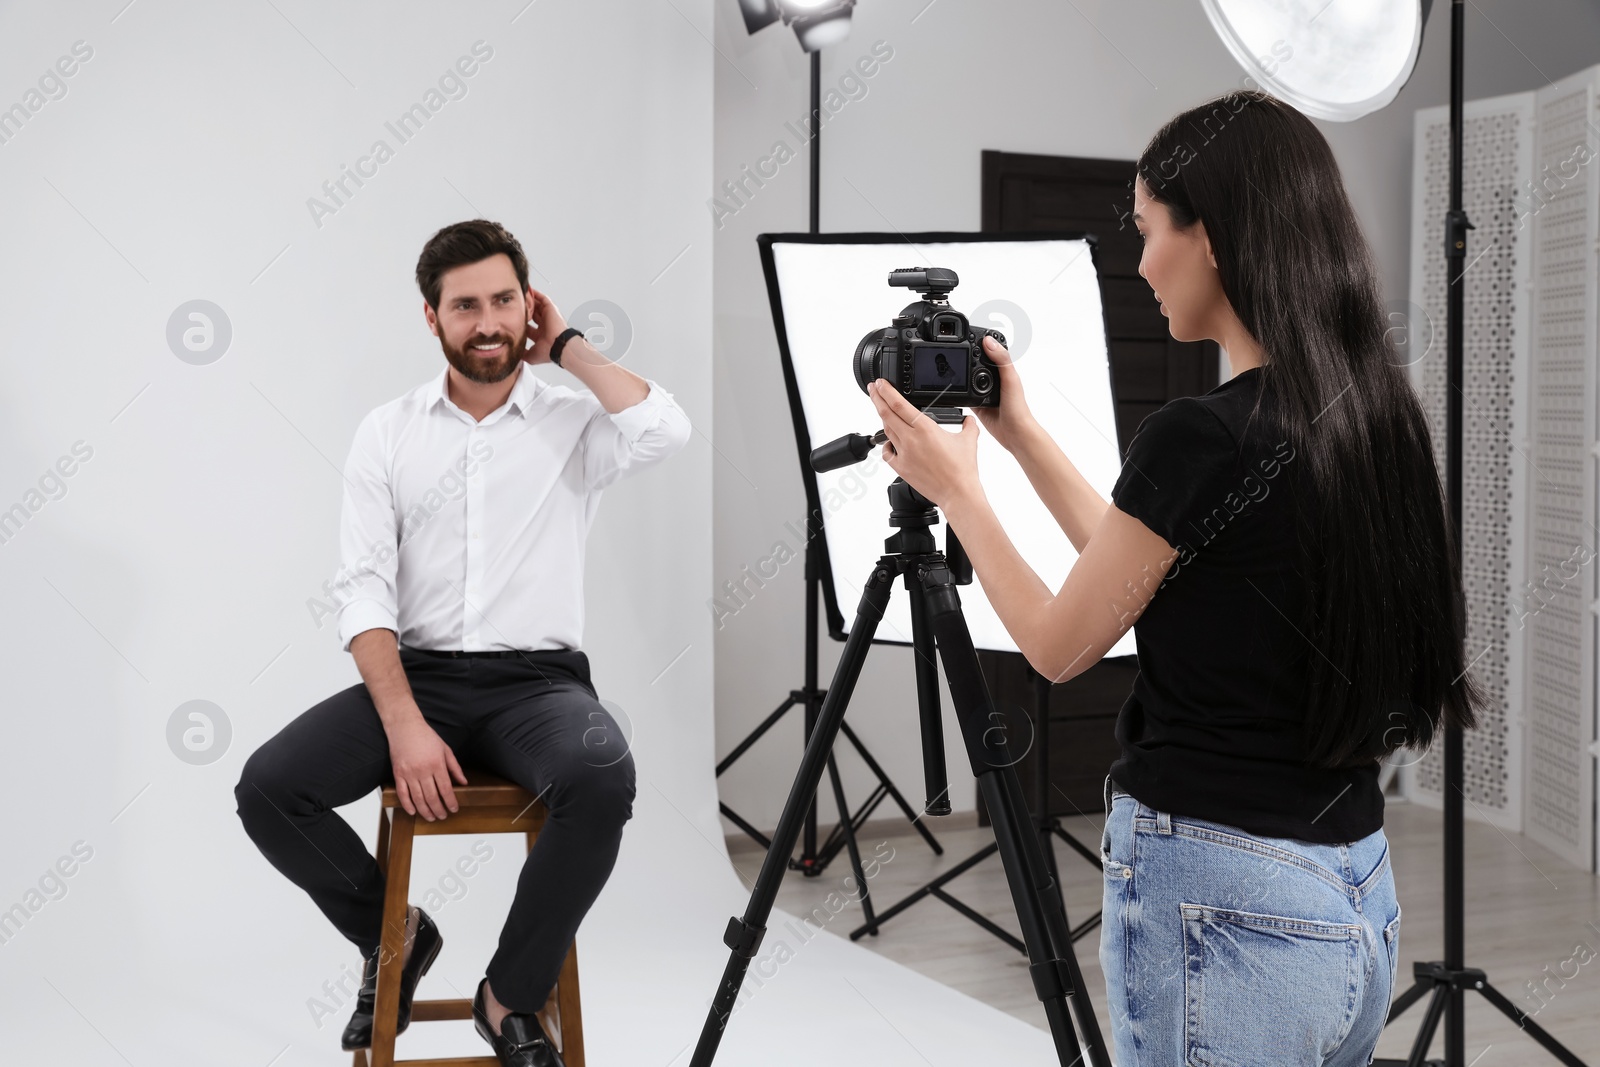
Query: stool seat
379 770 549 838
357 767 584 1067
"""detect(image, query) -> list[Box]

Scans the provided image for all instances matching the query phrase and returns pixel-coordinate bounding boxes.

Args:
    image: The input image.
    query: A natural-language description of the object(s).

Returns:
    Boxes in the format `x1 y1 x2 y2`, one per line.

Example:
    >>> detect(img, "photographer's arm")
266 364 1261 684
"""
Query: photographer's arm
1008 419 1111 555
869 377 1175 682
971 335 1107 553
942 488 1178 683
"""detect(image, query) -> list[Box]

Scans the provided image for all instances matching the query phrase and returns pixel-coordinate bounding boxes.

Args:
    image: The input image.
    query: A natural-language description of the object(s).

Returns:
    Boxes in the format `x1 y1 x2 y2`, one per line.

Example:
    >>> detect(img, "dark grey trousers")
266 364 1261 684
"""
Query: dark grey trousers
234 647 635 1014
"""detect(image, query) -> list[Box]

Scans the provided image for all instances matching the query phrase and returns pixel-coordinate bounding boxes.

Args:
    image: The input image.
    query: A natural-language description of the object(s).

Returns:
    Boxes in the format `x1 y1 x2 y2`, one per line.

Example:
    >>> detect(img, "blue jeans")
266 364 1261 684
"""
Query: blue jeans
1098 780 1401 1066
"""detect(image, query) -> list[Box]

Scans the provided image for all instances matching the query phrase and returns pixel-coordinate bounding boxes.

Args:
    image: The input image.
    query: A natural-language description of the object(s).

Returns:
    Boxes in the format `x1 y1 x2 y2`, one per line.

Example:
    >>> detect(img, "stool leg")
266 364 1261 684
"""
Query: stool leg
370 807 415 1067
351 800 397 1067
374 799 392 876
555 940 584 1067
523 826 585 1067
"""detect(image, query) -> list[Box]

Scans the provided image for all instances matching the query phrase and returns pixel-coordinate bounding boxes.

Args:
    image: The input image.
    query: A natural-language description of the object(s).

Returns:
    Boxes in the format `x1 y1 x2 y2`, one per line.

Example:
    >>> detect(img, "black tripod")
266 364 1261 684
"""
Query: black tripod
1376 4 1588 1065
851 668 1105 948
692 472 1109 1067
714 526 944 882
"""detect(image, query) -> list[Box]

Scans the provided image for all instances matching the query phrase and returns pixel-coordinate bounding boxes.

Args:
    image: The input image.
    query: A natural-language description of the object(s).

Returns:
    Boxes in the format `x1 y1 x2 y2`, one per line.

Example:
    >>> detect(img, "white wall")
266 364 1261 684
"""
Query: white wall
711 0 1600 830
0 2 716 1062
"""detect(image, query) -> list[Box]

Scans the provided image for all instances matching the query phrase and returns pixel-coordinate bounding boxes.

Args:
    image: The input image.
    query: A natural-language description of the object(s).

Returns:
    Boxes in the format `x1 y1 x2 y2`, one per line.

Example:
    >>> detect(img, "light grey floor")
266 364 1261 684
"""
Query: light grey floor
727 800 1600 1064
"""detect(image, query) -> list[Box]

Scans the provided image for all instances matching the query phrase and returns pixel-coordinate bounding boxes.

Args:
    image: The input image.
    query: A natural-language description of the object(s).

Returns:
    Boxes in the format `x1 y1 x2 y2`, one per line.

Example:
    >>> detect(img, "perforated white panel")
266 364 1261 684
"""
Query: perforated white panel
1403 92 1532 830
1523 70 1599 870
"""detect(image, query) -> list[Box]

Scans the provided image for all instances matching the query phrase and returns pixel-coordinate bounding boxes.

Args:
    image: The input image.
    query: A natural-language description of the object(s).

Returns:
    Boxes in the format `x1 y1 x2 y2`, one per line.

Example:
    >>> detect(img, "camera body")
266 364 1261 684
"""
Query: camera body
853 267 1003 409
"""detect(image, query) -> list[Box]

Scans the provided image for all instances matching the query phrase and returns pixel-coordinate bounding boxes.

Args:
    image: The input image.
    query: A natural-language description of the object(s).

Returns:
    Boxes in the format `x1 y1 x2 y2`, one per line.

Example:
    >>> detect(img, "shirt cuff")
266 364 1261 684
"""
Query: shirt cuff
338 599 399 653
608 380 677 446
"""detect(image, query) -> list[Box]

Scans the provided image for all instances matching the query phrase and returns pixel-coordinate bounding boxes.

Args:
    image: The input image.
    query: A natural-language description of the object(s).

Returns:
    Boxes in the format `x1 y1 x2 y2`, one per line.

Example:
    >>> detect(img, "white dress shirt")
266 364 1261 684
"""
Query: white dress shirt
331 363 692 653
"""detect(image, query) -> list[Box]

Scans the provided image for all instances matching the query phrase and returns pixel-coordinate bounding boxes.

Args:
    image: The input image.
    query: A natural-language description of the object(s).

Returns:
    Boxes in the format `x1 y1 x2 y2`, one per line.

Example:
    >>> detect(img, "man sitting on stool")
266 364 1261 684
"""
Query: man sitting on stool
235 219 691 1067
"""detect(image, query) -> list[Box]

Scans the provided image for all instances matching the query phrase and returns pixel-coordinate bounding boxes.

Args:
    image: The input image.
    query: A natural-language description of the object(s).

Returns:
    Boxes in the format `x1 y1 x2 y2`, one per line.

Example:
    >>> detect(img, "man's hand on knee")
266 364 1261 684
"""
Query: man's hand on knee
387 715 469 821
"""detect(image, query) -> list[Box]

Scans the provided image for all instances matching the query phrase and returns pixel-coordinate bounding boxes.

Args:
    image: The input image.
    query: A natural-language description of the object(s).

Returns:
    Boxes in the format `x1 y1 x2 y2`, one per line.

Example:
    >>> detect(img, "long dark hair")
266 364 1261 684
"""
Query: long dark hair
1136 90 1484 768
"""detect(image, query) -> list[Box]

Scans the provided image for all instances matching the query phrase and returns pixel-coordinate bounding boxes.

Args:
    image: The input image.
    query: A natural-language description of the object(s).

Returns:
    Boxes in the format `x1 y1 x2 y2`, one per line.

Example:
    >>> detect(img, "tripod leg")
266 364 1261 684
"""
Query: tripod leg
715 694 800 776
690 557 896 1067
1026 669 1072 917
848 841 1001 941
1404 986 1448 1067
1027 670 1061 873
1387 976 1433 1024
1023 670 1106 942
1475 982 1590 1067
813 550 952 872
837 720 945 854
986 755 1110 1067
824 749 878 931
920 564 1110 1067
908 568 952 817
717 803 772 851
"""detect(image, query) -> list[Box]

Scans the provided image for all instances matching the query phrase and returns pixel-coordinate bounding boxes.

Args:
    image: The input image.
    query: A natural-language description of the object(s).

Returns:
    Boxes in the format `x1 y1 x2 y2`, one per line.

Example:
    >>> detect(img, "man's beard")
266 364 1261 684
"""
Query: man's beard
440 321 528 384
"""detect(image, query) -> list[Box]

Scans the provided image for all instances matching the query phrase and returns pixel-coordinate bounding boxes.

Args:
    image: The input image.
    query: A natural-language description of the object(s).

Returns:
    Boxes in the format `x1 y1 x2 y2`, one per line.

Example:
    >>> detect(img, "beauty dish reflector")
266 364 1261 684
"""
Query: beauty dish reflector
1200 0 1430 121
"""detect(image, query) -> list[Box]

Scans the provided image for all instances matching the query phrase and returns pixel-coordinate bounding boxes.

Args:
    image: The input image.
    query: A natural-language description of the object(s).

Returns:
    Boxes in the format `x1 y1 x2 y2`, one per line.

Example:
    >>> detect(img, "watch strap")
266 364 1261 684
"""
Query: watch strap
548 326 583 368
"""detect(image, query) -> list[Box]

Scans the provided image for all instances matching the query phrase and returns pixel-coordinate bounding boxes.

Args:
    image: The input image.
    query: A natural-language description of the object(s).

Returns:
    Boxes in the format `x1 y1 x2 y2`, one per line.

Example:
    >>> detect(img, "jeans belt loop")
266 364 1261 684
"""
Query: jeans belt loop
1156 809 1172 835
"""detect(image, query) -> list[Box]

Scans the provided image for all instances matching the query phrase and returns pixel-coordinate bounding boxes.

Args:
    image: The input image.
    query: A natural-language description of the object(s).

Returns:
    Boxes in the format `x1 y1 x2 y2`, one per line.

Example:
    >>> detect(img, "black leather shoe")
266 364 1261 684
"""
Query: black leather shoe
473 976 566 1067
339 907 443 1051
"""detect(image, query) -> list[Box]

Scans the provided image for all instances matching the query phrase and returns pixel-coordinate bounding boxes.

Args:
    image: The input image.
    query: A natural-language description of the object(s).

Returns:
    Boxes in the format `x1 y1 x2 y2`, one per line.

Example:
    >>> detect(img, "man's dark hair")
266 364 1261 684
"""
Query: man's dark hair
415 219 530 310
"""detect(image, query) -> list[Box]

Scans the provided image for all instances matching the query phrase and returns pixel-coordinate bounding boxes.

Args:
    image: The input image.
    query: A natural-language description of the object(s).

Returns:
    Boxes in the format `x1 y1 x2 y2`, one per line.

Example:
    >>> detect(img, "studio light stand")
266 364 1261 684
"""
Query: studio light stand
1372 4 1585 1064
692 435 1109 1067
1197 2 1592 1061
850 668 1105 949
719 3 942 891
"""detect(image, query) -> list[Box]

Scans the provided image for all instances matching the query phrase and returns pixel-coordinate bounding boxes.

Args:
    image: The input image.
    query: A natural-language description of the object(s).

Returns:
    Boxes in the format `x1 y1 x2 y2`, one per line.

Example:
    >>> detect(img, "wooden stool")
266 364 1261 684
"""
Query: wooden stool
355 769 584 1067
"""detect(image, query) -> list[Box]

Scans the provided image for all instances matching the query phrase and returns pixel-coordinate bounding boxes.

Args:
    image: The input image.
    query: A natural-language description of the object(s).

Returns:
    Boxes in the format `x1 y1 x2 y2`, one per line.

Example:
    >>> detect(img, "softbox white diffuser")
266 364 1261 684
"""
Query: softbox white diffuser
760 233 1135 659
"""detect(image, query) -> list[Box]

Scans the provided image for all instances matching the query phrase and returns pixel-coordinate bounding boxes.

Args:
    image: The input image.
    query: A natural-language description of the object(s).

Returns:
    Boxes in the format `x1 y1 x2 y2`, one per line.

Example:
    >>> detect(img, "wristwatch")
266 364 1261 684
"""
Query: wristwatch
548 326 583 368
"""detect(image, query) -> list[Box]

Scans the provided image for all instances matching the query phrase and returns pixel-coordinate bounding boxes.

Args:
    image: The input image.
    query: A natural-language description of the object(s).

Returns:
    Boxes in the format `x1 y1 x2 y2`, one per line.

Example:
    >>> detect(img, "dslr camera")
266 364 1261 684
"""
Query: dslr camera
853 267 1003 409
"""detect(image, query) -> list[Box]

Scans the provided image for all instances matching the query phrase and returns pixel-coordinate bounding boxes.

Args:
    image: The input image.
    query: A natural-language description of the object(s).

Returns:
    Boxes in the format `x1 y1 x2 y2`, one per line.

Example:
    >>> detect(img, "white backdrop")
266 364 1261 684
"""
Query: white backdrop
0 3 1060 1064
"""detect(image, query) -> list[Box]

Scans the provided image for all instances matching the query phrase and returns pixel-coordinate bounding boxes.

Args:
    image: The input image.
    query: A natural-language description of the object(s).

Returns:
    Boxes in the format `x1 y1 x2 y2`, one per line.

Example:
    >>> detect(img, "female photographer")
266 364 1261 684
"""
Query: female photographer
867 90 1483 1065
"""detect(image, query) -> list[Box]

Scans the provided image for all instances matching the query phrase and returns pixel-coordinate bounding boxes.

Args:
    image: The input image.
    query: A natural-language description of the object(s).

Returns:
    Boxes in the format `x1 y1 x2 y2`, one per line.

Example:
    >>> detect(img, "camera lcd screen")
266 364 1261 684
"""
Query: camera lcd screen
910 344 968 390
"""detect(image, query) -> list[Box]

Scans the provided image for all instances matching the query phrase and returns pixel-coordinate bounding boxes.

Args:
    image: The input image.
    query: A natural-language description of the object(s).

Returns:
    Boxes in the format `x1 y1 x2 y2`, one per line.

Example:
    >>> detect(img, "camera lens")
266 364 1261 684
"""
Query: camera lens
854 329 887 394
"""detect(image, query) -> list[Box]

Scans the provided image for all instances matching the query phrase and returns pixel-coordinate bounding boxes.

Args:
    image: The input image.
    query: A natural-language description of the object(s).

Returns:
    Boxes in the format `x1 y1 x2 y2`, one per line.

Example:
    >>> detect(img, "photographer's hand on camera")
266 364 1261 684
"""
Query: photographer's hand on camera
868 378 983 511
971 335 1035 451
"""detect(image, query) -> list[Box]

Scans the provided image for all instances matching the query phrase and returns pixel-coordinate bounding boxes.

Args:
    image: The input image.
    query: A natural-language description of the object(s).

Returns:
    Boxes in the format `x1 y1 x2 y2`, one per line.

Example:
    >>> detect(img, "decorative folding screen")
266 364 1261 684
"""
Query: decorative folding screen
1522 68 1599 871
1405 68 1600 872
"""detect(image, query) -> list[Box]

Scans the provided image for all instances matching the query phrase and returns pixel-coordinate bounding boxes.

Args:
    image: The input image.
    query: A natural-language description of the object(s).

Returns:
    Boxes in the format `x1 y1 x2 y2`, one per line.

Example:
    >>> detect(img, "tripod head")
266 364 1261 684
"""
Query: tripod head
809 429 973 585
884 476 972 586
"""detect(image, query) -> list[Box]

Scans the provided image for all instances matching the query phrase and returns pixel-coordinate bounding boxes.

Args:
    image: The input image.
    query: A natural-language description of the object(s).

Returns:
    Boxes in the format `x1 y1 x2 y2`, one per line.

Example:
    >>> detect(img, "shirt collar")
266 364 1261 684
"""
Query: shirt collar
427 362 544 421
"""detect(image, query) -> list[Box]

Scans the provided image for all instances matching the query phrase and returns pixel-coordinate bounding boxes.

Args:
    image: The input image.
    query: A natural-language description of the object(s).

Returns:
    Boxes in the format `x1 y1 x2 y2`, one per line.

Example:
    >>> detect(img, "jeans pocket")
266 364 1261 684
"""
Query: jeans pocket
1101 796 1133 881
1383 907 1403 989
1181 903 1362 1067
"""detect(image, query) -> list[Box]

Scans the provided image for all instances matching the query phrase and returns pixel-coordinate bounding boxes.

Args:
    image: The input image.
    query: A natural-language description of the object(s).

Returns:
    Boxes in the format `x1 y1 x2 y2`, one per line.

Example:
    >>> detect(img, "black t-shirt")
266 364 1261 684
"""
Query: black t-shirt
1107 367 1381 844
